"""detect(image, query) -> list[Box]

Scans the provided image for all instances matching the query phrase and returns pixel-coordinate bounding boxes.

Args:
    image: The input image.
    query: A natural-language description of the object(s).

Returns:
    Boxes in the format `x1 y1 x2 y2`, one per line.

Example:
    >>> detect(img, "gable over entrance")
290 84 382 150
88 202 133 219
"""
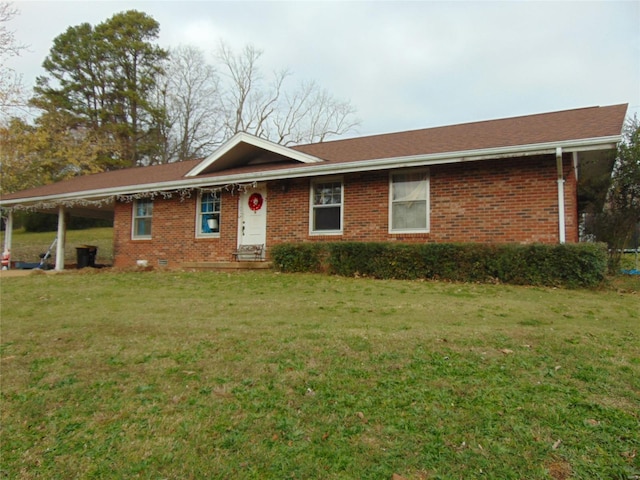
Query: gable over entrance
186 132 324 177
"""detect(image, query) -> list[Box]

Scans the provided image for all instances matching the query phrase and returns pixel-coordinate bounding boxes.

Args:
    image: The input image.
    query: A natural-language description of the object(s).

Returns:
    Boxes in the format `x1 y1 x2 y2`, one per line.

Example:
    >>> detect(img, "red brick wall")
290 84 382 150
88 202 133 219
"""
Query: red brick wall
429 155 578 244
113 192 240 268
112 154 578 268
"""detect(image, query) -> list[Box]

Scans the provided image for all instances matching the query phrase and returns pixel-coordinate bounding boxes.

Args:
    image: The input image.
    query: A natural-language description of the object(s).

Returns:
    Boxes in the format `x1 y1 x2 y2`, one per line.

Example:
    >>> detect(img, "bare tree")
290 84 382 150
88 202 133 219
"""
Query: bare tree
274 80 359 145
157 42 359 162
217 42 359 146
217 42 283 139
0 2 27 119
157 45 224 162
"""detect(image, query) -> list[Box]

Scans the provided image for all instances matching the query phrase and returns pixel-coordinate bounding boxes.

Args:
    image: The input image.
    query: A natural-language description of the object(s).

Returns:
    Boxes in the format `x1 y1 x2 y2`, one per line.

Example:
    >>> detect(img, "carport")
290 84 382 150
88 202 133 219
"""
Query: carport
2 197 114 271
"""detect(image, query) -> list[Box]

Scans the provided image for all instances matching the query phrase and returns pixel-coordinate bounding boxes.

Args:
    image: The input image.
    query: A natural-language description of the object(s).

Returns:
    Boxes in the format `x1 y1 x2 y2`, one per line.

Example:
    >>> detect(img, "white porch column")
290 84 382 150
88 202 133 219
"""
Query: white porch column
55 205 66 271
3 210 13 269
3 210 13 252
556 147 566 244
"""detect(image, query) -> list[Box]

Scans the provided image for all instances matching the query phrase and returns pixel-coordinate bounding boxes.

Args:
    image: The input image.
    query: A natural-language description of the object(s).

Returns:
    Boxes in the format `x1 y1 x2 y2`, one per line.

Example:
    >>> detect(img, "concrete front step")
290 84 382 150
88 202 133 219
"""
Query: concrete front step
182 261 273 271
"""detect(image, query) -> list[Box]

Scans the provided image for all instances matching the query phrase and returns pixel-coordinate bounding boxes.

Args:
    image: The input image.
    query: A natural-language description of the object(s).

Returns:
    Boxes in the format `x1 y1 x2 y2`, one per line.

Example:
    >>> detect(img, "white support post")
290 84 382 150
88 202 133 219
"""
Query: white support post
3 210 13 253
556 147 566 244
55 205 66 271
3 210 13 269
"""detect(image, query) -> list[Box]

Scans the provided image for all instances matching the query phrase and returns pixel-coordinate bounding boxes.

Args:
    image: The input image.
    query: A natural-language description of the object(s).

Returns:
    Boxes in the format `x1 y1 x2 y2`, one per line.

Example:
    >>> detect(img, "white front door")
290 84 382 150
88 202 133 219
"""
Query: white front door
238 184 267 255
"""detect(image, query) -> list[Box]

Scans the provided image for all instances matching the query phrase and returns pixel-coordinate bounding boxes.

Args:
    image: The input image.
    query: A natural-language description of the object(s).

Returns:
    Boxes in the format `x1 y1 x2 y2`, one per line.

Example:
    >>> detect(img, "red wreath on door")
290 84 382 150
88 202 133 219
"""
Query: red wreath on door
248 193 263 211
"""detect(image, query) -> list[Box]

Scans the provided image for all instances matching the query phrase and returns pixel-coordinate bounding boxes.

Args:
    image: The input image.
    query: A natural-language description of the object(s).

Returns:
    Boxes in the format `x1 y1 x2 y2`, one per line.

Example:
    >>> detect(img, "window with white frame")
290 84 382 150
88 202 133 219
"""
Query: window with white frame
311 179 343 234
132 198 153 239
197 192 221 236
389 170 429 232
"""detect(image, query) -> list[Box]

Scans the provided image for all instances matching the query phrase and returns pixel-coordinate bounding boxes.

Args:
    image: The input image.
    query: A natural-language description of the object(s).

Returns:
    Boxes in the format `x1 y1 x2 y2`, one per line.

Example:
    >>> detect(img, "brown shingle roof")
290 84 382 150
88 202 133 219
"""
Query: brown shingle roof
292 104 628 162
1 103 628 204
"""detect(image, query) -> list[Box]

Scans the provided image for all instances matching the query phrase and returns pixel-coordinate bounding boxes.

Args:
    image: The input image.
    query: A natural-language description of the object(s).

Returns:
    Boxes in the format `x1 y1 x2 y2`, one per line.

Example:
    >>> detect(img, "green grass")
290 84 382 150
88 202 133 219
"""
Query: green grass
1 227 114 266
1 270 638 479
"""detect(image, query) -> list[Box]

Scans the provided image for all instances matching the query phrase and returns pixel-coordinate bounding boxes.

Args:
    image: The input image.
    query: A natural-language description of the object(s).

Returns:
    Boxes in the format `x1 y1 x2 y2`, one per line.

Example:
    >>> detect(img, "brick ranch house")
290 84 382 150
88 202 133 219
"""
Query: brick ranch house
0 104 628 270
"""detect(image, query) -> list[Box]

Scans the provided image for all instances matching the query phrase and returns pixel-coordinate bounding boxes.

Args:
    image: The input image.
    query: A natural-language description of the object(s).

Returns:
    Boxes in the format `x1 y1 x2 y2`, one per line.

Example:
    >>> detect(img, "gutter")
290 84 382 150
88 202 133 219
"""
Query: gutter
0 135 620 210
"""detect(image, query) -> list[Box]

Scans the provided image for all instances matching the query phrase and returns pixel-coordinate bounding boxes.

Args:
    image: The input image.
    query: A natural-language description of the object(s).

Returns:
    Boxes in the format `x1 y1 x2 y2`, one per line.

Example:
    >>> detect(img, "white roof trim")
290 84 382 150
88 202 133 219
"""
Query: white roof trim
0 135 620 209
185 132 324 177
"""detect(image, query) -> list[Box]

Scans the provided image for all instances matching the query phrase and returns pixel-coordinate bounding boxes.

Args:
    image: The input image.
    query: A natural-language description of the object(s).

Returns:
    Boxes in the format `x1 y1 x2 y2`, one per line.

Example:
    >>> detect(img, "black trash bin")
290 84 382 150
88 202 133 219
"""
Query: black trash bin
76 245 98 268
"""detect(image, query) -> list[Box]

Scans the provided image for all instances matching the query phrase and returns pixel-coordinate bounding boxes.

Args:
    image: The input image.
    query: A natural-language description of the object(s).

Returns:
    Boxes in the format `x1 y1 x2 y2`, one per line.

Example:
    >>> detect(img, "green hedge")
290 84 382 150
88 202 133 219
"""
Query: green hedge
268 243 326 273
270 242 608 287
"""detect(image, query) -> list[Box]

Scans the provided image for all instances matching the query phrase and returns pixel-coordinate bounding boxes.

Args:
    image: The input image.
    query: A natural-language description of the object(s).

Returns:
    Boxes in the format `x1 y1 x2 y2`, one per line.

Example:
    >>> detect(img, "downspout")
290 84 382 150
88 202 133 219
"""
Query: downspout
55 205 66 271
556 147 566 244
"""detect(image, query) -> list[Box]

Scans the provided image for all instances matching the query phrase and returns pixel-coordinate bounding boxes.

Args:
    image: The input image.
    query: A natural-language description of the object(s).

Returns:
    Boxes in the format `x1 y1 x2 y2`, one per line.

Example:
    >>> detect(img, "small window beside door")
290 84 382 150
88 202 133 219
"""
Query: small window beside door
197 192 221 237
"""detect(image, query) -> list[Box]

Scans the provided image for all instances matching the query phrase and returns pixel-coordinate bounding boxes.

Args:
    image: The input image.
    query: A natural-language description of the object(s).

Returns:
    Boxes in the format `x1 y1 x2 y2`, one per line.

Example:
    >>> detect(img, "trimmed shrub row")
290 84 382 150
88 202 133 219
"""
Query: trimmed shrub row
270 242 608 287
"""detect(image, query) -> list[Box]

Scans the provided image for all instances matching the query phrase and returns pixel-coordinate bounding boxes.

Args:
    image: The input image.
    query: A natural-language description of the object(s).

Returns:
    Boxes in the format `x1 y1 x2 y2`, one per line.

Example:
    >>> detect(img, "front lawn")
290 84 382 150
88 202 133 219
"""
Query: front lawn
1 271 638 479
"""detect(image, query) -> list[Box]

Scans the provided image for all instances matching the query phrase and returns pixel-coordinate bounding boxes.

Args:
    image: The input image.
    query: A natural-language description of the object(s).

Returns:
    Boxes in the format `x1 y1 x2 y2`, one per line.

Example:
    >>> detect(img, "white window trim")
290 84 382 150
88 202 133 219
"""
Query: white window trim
309 177 344 236
132 198 153 240
388 168 430 234
195 191 221 238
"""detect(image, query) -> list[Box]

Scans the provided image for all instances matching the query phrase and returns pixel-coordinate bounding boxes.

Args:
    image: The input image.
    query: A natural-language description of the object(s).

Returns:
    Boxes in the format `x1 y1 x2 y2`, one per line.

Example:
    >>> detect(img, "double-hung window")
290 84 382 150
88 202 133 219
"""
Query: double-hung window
311 179 343 234
132 198 153 239
197 192 221 237
389 170 429 232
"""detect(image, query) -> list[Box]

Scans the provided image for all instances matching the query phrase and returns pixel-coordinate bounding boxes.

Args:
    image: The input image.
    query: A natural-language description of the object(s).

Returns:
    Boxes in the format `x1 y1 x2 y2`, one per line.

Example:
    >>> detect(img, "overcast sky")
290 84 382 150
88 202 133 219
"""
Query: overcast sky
6 0 640 138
